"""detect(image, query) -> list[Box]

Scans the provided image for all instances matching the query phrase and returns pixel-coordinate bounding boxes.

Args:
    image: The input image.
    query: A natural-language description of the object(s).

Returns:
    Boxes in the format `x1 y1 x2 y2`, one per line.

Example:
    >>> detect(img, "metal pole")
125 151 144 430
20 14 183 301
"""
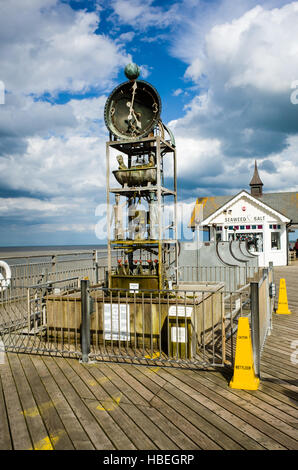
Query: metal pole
93 250 98 284
156 136 162 290
81 279 90 363
250 281 260 378
106 141 111 288
268 261 274 334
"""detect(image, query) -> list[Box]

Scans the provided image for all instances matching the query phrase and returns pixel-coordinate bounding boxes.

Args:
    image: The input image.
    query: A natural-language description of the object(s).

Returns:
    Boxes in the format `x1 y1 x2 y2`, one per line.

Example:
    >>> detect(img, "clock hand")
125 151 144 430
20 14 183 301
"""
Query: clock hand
127 81 138 120
131 109 142 129
126 106 142 129
130 81 137 109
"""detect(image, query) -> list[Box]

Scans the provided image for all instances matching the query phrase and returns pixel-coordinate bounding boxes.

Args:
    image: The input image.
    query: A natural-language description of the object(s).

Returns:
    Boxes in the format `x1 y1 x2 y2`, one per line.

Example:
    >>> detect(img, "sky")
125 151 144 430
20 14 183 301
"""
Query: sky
0 0 297 246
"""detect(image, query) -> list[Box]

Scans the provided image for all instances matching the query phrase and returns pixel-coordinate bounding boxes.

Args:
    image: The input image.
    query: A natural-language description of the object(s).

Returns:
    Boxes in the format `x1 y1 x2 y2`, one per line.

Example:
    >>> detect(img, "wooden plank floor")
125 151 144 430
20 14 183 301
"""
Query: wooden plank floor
0 265 297 450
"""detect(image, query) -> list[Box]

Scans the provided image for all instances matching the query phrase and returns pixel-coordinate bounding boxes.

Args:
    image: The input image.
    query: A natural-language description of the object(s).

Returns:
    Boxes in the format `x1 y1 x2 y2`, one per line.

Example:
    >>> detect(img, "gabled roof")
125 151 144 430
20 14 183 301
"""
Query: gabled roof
189 190 297 228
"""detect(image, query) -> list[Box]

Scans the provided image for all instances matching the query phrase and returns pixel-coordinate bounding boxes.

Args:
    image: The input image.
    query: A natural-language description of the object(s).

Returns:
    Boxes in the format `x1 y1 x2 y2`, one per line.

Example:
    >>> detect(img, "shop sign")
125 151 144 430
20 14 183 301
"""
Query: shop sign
224 215 265 223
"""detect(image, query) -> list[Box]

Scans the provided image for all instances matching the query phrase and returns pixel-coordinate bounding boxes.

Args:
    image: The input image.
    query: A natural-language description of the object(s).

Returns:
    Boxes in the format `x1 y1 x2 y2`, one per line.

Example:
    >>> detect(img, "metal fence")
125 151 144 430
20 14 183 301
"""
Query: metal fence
1 250 101 291
0 254 274 373
250 262 274 377
0 279 252 369
179 264 258 292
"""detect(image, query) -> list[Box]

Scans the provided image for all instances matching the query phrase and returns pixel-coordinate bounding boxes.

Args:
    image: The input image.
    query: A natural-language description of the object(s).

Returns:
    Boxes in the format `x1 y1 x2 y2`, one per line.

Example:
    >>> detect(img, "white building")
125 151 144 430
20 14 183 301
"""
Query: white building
189 161 298 267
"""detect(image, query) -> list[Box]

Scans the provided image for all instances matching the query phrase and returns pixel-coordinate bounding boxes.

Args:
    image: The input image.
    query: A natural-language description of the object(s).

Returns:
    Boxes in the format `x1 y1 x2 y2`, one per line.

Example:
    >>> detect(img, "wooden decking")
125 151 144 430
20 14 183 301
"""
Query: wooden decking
0 265 297 450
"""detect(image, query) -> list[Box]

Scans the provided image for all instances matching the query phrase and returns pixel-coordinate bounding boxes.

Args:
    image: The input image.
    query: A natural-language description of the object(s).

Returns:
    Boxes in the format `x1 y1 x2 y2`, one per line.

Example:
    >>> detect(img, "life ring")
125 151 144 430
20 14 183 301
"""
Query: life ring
0 260 11 291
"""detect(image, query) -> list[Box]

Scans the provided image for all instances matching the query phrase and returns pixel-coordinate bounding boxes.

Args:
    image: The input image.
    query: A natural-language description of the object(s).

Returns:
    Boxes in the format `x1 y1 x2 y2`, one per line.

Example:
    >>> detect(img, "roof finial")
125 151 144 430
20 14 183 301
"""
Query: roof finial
250 160 263 197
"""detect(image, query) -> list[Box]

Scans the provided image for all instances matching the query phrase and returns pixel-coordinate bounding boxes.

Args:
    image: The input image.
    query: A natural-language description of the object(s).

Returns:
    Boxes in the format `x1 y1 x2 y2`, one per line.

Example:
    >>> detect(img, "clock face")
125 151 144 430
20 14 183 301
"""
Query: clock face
104 80 161 140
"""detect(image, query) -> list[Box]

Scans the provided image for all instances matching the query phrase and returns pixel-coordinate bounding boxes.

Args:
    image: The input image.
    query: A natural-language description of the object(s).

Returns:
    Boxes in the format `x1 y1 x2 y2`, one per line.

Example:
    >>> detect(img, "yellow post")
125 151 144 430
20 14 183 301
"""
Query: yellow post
276 278 291 315
229 317 260 390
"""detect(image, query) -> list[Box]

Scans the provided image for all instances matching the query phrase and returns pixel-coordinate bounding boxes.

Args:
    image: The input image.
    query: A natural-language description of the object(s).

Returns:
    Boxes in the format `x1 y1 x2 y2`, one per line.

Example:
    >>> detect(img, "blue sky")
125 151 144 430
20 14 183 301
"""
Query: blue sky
0 0 297 246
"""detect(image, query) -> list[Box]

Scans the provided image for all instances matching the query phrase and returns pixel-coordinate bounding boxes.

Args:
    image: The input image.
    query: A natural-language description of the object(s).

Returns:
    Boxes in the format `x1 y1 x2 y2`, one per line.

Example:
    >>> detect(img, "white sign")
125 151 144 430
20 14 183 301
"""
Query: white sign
104 303 130 341
171 327 186 343
129 283 139 293
168 306 193 317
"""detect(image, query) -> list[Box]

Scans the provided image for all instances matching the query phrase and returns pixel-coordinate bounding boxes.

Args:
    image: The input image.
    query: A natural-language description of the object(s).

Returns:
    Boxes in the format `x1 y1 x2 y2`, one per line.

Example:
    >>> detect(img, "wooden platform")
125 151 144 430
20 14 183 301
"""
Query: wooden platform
0 265 297 450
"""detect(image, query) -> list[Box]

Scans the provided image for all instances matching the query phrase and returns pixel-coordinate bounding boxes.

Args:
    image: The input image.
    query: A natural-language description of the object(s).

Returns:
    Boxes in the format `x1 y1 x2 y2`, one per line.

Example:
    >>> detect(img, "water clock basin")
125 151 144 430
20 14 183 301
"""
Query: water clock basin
113 167 157 187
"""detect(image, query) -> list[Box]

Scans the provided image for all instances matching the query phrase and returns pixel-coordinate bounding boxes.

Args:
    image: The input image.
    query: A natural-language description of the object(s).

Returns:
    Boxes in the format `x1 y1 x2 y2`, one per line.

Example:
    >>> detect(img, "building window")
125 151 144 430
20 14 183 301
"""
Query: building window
233 232 263 252
271 232 281 250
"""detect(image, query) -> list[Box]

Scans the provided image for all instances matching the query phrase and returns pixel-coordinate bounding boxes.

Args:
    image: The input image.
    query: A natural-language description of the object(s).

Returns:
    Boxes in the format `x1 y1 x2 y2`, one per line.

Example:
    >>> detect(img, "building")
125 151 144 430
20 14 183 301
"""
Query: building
189 161 298 266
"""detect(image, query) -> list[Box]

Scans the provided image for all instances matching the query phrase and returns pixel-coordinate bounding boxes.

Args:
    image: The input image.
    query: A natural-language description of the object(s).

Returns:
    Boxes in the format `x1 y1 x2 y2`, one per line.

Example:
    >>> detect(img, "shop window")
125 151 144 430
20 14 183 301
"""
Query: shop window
235 232 263 252
271 232 281 250
216 232 222 241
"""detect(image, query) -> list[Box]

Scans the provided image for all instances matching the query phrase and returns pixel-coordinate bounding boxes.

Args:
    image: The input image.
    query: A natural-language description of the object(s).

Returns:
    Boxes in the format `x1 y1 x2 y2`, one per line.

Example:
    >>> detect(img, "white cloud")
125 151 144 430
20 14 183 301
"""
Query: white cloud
117 31 136 42
184 3 298 93
0 0 131 95
110 0 179 30
0 1 130 245
184 58 204 82
165 2 298 196
173 88 183 96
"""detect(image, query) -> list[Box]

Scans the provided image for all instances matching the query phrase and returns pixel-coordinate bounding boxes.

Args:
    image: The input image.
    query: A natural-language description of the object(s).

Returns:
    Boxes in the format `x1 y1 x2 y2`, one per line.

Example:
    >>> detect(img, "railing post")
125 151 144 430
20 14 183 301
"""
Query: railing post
268 261 274 334
93 250 99 284
250 281 260 378
81 279 91 363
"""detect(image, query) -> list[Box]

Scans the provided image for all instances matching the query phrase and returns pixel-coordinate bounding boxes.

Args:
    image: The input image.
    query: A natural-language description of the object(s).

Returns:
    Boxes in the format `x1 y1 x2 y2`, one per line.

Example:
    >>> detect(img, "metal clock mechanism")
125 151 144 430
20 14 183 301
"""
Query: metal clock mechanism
104 63 178 292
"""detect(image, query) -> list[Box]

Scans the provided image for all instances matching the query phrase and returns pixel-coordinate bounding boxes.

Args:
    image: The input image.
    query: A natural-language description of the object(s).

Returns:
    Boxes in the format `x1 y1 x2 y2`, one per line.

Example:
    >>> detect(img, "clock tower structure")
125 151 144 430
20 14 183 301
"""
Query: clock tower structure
104 64 178 291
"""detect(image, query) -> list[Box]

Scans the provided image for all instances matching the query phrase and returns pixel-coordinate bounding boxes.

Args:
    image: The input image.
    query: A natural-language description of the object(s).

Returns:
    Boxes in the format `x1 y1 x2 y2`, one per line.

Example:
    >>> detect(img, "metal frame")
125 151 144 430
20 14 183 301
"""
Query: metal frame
250 264 274 378
106 135 178 290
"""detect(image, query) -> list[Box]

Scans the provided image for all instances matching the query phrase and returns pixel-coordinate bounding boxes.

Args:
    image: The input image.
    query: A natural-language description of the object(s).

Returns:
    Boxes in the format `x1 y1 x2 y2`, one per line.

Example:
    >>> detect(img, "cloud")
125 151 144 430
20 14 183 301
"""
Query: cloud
259 159 277 174
166 2 298 196
0 1 134 245
109 0 179 30
0 0 131 96
173 88 183 96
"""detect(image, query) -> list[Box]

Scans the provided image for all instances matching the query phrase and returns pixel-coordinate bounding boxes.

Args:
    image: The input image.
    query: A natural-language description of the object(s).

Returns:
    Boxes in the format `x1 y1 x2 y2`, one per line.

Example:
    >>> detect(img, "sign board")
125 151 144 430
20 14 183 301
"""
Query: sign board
104 303 130 341
168 306 193 317
171 327 186 343
129 283 139 293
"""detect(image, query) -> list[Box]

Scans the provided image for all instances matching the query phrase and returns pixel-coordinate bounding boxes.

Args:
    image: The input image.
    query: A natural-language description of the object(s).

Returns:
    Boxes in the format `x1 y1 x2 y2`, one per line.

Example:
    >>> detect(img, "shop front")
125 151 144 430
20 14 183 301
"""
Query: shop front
199 190 290 267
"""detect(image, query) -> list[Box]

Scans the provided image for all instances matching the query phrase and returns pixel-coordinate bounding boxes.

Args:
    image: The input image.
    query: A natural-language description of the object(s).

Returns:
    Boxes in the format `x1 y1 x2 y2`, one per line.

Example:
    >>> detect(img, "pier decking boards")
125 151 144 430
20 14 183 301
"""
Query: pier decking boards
0 265 297 450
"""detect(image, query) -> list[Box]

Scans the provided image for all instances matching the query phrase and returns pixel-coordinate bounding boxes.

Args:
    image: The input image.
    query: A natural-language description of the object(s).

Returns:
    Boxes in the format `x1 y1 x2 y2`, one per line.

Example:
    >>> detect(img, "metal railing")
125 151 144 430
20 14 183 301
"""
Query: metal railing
0 253 273 373
0 250 105 292
250 263 274 377
77 281 253 368
179 265 258 291
0 277 250 368
0 276 81 356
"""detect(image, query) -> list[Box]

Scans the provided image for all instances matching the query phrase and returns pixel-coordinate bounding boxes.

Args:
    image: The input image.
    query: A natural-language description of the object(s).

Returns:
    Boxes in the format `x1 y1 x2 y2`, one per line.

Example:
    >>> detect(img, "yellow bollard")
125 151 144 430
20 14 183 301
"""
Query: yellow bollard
276 278 291 315
229 317 260 390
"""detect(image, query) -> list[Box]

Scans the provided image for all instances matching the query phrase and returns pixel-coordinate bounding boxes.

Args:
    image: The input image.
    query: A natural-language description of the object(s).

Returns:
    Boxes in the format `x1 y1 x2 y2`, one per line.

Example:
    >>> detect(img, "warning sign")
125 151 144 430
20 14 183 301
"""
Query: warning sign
229 317 260 390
